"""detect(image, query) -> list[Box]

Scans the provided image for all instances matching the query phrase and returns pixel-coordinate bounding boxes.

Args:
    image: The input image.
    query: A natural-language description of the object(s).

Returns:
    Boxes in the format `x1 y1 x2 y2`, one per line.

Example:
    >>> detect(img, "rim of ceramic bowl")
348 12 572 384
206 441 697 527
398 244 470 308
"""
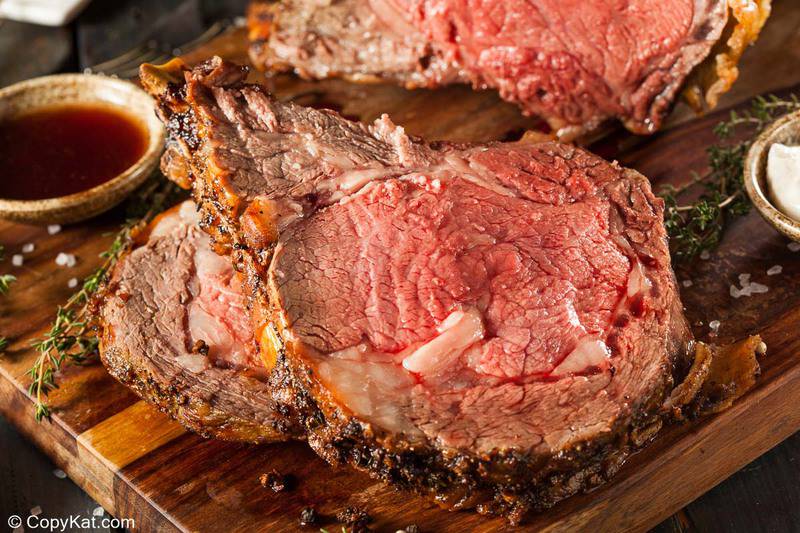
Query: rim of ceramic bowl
744 109 800 242
0 73 165 216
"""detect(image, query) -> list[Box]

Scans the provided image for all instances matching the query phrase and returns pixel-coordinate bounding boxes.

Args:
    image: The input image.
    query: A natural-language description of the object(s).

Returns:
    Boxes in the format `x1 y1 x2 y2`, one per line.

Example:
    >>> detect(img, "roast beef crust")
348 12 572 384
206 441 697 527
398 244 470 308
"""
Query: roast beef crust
140 58 762 522
99 336 297 443
683 0 772 112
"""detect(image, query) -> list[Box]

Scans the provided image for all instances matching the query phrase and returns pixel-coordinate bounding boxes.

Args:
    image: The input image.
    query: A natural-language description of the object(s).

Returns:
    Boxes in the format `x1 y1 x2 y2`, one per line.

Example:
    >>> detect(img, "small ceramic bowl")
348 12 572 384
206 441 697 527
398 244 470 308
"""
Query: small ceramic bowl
744 110 800 242
0 73 165 224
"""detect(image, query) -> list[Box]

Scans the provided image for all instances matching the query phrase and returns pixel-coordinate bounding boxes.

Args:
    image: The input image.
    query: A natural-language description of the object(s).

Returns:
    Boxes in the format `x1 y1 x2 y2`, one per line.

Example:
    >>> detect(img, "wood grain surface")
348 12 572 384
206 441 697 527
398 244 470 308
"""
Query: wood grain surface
1 3 800 531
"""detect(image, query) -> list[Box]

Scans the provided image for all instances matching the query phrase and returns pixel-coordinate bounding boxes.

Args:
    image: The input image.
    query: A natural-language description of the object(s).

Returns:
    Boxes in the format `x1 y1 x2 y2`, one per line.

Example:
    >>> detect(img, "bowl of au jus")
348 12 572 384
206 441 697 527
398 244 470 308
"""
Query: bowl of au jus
745 110 800 243
0 73 165 224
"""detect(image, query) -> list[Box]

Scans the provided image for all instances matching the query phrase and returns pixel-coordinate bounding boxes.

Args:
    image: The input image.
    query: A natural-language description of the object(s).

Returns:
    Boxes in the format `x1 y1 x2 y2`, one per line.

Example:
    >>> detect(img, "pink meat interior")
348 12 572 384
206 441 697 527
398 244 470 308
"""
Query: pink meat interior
148 202 258 371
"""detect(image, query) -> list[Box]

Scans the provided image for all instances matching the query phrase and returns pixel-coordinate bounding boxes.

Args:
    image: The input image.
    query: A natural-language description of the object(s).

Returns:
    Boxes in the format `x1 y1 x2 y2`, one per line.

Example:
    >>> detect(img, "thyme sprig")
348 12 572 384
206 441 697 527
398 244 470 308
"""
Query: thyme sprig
0 274 15 295
661 94 800 261
28 177 183 421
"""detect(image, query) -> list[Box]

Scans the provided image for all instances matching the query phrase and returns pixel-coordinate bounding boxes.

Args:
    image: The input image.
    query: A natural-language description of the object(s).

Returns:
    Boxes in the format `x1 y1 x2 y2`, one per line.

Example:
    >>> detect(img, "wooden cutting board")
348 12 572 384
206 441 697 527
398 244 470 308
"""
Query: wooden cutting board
2 4 800 531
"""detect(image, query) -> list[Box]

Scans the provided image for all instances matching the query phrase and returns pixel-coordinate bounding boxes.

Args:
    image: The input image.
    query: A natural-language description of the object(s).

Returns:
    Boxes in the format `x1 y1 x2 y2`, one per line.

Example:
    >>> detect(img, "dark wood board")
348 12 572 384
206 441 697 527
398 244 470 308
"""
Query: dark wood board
2 3 800 531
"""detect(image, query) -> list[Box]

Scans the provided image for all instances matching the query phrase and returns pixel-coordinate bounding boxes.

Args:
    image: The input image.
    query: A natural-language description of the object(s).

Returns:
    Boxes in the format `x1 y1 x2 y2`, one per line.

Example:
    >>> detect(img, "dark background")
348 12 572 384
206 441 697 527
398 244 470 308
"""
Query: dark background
0 1 799 531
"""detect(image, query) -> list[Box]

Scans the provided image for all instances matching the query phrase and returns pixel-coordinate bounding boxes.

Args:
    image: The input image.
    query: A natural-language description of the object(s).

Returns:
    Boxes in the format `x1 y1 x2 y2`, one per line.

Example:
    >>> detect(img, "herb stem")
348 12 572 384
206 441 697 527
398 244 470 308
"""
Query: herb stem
672 191 741 212
717 191 741 209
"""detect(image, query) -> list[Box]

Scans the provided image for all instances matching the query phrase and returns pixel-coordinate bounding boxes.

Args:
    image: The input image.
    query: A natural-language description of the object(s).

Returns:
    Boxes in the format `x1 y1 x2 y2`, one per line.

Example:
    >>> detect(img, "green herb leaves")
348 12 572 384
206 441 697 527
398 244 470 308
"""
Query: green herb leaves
28 307 99 421
661 94 800 261
0 274 15 295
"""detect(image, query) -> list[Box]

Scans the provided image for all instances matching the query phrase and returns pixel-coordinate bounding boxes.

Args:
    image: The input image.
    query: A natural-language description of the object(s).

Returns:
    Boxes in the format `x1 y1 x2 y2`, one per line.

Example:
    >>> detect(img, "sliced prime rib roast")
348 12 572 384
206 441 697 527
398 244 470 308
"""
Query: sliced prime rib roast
99 201 300 443
247 0 770 138
140 57 762 521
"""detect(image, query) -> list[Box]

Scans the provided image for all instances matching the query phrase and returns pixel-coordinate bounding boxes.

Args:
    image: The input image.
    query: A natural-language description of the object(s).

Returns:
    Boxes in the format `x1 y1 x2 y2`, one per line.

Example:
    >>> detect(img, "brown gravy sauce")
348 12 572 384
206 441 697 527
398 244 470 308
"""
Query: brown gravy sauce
0 104 148 200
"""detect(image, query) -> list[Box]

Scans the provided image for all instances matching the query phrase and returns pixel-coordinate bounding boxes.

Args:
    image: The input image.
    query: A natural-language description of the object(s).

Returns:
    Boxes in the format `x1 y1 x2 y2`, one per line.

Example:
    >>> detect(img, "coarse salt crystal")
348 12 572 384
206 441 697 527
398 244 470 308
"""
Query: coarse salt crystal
767 265 783 276
53 469 67 479
749 282 769 294
731 279 769 299
67 278 79 289
47 224 61 235
789 242 800 252
700 250 711 260
30 505 42 516
682 279 693 287
93 506 104 517
738 273 751 286
12 254 23 267
22 243 35 253
55 253 76 267
709 320 721 333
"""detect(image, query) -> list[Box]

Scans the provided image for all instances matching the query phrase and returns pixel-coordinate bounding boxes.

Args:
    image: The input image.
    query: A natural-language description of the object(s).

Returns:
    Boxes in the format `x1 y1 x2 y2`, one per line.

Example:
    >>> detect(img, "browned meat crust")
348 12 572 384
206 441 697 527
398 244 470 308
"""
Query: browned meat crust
683 0 772 111
100 340 297 442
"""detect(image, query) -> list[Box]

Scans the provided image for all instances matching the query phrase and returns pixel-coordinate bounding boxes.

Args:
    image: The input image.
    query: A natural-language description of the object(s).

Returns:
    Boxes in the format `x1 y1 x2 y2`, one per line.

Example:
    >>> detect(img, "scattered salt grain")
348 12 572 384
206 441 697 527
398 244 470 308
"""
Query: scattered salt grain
730 274 769 298
749 282 769 294
767 265 783 276
700 250 711 260
30 506 41 516
53 469 67 479
789 241 800 252
67 278 79 289
12 254 23 267
92 506 104 517
55 253 76 268
709 320 721 334
682 279 693 288
21 243 35 253
47 224 61 235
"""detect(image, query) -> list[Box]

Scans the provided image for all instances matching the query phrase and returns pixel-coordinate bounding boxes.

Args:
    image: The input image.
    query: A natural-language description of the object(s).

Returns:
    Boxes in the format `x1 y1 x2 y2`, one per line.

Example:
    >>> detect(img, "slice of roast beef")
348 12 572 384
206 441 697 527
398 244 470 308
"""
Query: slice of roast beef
99 200 300 443
141 57 761 521
247 0 770 138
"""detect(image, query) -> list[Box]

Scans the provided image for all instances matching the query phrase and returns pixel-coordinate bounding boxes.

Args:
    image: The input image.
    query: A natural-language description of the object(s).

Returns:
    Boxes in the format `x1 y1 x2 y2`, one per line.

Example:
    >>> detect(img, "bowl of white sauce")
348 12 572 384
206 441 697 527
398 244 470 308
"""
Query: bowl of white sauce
745 110 800 242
